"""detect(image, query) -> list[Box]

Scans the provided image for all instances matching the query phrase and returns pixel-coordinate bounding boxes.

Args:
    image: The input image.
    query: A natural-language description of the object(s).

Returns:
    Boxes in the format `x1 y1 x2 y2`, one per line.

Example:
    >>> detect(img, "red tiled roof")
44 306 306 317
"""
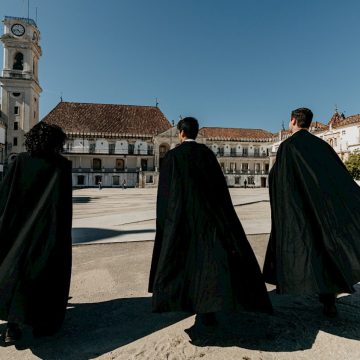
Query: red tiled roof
42 102 172 136
333 114 360 128
311 121 328 130
199 127 274 141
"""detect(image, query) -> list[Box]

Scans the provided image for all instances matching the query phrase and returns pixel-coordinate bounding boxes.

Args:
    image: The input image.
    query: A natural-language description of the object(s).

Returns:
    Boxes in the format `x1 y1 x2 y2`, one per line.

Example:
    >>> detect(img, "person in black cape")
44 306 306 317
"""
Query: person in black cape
0 122 72 343
263 107 360 317
149 117 272 327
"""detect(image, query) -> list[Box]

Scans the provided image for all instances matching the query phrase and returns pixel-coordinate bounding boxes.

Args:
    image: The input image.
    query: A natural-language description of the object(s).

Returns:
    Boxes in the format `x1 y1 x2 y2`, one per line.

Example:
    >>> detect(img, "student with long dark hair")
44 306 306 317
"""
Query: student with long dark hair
0 122 72 343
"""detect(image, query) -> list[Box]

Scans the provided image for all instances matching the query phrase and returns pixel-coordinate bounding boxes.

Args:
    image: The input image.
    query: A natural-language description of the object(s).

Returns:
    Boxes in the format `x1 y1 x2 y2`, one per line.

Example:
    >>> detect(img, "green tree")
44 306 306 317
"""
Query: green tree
345 152 360 180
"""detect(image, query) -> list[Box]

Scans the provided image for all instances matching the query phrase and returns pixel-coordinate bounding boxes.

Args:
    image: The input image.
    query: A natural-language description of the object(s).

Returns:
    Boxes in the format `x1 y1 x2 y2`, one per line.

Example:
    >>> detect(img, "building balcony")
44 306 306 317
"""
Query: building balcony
72 166 156 173
64 149 154 156
222 169 269 175
216 152 269 158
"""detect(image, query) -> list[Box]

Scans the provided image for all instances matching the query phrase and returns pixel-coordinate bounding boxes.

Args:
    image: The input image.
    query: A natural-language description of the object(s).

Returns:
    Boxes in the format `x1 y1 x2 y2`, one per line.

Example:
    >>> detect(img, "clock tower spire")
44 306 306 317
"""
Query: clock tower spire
0 16 42 159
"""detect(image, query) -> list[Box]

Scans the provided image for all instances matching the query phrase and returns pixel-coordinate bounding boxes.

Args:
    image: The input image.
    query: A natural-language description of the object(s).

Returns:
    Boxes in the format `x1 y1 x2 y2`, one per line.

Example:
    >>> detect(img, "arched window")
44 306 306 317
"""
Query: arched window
13 52 24 70
116 159 124 170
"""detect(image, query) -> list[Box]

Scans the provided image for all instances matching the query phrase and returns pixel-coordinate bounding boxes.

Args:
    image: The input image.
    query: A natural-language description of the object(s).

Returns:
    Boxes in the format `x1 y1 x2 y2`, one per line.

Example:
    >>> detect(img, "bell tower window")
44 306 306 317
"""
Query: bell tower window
13 52 24 70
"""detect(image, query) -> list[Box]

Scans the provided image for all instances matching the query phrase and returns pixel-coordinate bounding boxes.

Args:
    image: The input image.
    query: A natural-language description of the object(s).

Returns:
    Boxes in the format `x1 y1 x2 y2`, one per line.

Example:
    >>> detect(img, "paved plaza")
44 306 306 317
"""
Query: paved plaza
72 187 271 245
1 188 360 360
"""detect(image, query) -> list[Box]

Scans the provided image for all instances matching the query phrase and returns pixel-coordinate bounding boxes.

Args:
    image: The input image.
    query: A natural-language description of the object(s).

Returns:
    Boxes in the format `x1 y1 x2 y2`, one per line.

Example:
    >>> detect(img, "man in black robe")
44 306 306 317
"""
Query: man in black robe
0 122 72 342
149 117 272 326
263 107 360 317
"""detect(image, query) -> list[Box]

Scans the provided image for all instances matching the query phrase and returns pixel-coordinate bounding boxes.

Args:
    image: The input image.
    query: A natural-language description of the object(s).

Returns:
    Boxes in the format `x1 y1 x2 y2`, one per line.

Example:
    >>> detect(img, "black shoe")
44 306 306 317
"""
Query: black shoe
2 323 22 344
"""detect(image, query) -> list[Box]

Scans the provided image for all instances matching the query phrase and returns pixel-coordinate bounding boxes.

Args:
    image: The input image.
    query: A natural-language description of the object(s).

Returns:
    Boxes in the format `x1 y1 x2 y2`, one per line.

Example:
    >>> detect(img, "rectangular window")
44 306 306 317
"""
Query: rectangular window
141 159 148 171
146 175 154 183
254 148 260 156
242 147 248 156
113 176 120 185
14 106 19 115
14 122 19 130
128 144 135 155
242 163 249 171
77 175 85 185
89 143 96 154
109 143 115 154
13 137 18 146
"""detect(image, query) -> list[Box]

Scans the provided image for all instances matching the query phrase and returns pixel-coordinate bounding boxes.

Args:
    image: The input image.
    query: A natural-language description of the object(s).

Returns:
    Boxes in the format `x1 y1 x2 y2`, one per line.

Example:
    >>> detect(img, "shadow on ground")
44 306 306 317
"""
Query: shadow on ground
1 287 359 358
187 284 360 351
72 197 94 204
72 227 155 244
9 297 188 360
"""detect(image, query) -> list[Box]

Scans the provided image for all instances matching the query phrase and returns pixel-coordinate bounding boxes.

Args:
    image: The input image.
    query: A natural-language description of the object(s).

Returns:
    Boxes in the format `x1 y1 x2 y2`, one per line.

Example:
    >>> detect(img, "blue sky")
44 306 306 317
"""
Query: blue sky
1 0 360 132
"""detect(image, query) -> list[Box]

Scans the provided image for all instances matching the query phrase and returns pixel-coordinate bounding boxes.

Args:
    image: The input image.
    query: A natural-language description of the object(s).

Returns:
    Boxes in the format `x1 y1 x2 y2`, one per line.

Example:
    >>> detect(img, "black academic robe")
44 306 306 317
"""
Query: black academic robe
0 152 72 332
149 141 272 314
264 130 360 295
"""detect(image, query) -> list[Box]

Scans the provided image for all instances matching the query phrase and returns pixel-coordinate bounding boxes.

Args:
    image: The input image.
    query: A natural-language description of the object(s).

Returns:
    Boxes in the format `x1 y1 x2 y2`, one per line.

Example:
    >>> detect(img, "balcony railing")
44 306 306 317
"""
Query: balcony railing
222 169 269 175
72 167 156 173
216 151 268 158
64 149 154 156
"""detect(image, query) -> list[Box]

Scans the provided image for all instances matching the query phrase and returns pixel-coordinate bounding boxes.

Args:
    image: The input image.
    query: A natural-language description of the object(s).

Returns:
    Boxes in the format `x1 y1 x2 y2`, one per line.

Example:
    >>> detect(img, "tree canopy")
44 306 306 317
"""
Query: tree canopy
345 152 360 180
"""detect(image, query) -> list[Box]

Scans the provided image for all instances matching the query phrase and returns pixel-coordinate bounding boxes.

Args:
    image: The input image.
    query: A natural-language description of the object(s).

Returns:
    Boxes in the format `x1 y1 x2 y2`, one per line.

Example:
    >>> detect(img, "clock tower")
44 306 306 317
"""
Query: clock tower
0 16 42 158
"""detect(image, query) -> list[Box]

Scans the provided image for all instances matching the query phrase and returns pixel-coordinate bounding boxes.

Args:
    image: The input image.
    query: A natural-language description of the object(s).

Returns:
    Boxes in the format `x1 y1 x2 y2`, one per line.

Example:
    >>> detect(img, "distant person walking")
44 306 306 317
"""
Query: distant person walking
122 179 126 189
149 117 272 329
98 181 102 190
244 179 247 188
0 122 72 343
264 108 360 317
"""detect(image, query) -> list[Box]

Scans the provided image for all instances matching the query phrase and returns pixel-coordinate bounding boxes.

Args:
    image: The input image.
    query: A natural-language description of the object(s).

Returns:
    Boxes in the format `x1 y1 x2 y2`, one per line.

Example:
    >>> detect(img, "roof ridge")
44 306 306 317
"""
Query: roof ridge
200 126 272 132
59 101 159 109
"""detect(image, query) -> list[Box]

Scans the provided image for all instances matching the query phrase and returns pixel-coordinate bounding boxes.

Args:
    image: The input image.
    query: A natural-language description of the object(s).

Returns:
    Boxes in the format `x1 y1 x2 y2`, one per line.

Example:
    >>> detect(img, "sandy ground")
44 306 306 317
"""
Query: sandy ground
0 189 360 360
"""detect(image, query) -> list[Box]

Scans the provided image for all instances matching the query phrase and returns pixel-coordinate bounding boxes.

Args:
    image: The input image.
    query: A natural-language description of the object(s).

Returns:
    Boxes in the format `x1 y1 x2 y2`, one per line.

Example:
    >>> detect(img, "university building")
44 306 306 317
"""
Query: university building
42 101 172 188
40 101 274 188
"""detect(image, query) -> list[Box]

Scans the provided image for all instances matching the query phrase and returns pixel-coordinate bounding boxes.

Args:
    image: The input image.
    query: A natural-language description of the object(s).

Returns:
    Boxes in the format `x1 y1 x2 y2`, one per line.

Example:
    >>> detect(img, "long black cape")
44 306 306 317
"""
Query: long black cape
149 141 272 314
0 152 72 331
264 130 360 295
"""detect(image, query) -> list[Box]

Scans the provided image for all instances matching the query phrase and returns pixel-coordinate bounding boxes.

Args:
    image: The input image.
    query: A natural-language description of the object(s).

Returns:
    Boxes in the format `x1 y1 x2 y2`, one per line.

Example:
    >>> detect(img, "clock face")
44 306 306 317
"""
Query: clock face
11 24 25 36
